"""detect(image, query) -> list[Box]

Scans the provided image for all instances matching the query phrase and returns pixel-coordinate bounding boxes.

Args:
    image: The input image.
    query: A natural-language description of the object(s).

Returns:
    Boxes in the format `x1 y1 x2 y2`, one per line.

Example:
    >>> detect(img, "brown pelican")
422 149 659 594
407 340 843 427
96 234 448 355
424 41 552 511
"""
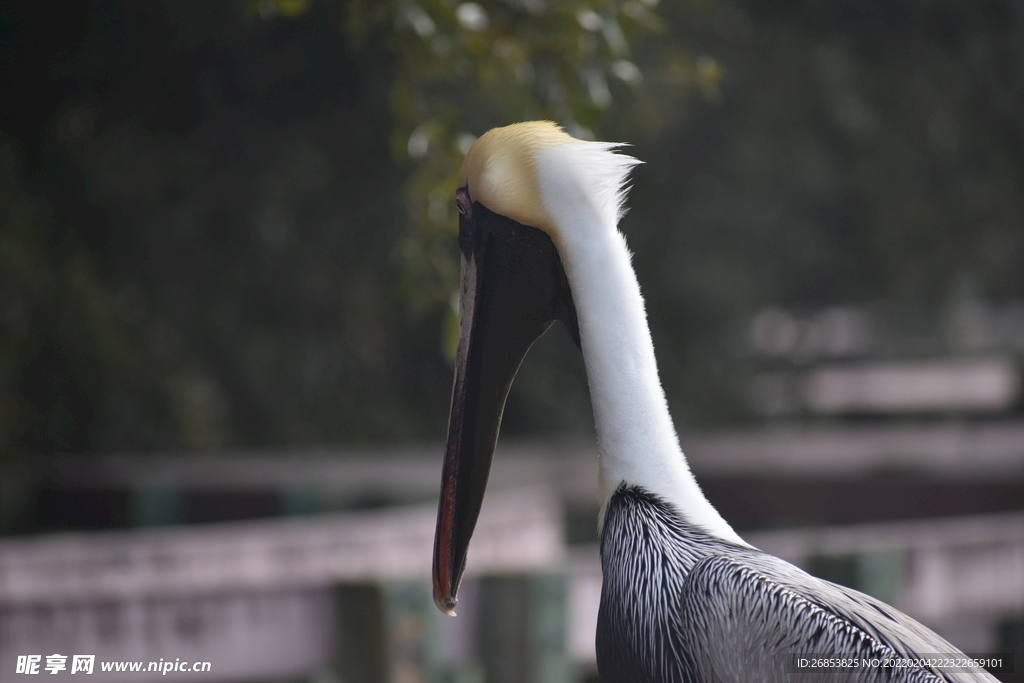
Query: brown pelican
432 121 997 682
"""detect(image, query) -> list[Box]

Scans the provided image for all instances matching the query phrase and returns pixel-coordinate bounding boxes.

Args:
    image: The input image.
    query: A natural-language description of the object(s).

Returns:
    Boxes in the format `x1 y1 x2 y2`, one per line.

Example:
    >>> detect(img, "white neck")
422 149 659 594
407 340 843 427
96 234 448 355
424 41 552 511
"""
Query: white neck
534 144 745 545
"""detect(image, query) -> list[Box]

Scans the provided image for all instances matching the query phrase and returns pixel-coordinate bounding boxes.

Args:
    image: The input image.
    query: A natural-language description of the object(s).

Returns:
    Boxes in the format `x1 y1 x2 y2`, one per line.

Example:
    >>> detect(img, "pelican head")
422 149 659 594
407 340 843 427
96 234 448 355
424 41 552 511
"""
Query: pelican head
431 122 641 615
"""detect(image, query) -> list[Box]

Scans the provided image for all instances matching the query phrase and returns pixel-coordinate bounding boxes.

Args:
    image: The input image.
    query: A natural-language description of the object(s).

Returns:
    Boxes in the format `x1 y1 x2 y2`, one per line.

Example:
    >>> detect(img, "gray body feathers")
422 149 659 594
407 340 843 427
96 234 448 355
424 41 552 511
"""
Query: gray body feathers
597 486 997 683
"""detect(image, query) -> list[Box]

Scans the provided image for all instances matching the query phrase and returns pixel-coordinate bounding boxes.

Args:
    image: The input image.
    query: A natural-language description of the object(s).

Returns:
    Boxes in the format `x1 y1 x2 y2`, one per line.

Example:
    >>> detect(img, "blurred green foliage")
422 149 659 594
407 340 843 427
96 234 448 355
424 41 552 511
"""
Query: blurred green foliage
0 0 1022 463
341 0 684 324
0 0 689 460
625 1 1024 422
0 139 142 461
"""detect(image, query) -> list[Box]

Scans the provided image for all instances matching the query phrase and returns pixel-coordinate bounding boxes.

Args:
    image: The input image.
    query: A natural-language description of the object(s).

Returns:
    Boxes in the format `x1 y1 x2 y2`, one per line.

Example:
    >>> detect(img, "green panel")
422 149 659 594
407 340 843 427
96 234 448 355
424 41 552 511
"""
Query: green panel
334 584 388 683
809 554 859 590
528 574 570 683
132 488 181 527
809 551 904 606
479 576 531 683
998 617 1024 679
281 487 318 516
857 551 903 607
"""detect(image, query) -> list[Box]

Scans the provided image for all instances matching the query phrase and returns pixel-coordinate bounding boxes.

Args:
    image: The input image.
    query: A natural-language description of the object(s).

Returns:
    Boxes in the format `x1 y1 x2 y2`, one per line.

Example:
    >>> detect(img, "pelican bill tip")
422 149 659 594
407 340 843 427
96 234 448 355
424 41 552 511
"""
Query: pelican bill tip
434 592 458 617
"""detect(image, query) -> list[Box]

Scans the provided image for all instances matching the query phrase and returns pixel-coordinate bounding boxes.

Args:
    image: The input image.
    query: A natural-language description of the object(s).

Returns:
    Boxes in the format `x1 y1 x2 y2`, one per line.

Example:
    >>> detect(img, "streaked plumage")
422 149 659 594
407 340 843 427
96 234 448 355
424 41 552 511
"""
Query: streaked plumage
432 122 997 682
600 486 993 682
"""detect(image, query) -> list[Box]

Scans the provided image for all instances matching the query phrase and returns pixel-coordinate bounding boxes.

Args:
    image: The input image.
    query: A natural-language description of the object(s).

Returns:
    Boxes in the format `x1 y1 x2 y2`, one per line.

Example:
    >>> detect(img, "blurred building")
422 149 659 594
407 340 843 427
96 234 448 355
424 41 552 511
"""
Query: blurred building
3 429 1024 682
745 298 1024 417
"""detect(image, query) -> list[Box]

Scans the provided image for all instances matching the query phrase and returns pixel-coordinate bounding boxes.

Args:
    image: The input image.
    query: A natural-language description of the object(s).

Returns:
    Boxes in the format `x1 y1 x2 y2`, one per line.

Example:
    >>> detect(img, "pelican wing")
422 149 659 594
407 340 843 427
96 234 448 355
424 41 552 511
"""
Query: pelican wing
677 552 997 683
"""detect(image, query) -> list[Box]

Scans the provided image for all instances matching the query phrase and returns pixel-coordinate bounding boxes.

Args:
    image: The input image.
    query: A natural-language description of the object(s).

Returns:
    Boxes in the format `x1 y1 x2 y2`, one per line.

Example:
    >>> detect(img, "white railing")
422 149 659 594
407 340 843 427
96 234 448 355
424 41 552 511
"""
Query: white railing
0 487 563 604
0 488 563 683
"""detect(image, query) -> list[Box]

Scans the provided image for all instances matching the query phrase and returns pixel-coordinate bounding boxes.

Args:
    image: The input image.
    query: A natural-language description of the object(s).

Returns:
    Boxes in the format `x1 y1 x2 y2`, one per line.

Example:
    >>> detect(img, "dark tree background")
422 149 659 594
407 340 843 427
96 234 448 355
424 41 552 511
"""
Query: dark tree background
1 0 1022 463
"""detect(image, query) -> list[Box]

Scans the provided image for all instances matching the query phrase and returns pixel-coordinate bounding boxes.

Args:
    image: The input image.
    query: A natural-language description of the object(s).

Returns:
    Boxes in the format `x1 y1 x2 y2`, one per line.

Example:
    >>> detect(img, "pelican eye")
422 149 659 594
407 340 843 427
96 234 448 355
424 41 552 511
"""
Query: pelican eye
455 188 472 218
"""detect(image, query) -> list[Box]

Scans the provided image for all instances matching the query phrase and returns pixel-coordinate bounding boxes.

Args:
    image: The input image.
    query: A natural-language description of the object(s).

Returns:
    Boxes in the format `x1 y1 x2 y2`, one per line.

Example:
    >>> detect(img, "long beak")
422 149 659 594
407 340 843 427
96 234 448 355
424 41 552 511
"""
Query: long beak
432 197 578 615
